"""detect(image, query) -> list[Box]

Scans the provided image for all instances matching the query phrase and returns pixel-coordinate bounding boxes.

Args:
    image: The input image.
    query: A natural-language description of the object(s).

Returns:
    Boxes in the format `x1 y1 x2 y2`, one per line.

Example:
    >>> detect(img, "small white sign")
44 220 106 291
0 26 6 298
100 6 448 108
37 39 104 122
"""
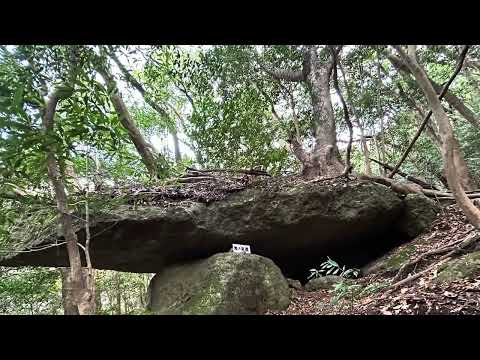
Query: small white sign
232 244 251 254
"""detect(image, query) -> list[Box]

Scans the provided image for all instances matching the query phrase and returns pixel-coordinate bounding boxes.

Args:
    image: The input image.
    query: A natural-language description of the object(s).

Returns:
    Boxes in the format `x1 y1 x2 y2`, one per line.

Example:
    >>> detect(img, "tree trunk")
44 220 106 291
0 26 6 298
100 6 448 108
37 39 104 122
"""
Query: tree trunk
43 90 93 315
95 282 102 314
95 58 159 178
106 47 182 164
61 268 96 315
387 51 480 128
264 46 344 178
376 48 387 175
303 49 344 177
409 90 477 190
115 272 122 315
171 126 182 163
60 268 78 315
395 45 480 229
451 137 477 191
339 62 372 175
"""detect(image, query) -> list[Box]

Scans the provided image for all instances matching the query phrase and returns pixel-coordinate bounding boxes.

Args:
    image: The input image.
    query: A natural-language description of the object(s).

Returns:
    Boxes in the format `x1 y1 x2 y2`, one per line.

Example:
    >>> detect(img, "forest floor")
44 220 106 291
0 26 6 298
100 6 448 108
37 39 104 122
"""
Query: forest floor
268 204 480 315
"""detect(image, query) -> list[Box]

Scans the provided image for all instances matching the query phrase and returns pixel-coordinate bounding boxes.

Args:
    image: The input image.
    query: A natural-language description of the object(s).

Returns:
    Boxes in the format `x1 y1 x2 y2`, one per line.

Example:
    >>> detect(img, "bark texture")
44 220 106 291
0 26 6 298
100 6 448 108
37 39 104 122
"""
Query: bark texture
106 47 182 163
94 52 159 177
43 91 93 315
264 46 344 178
386 51 480 128
394 45 480 229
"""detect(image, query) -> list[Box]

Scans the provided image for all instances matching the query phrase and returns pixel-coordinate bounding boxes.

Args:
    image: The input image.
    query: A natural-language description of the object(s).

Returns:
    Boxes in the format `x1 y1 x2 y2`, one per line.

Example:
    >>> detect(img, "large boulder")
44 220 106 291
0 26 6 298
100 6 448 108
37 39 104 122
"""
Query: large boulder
147 252 290 315
397 194 440 238
1 178 435 278
362 195 440 276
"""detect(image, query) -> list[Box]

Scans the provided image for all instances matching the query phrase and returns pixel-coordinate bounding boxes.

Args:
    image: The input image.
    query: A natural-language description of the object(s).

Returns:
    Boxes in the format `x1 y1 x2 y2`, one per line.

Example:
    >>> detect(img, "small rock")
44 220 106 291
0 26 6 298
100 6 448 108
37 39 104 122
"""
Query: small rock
305 275 345 291
286 278 303 290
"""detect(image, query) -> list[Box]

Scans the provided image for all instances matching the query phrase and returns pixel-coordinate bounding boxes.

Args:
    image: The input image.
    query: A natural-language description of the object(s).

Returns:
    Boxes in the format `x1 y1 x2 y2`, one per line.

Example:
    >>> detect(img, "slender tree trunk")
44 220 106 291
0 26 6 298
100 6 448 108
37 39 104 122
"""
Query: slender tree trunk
395 45 480 229
171 126 182 163
95 58 159 178
115 272 122 315
401 76 477 190
386 51 480 128
377 48 387 175
339 62 372 175
106 47 183 164
43 90 93 315
95 282 102 314
451 137 477 191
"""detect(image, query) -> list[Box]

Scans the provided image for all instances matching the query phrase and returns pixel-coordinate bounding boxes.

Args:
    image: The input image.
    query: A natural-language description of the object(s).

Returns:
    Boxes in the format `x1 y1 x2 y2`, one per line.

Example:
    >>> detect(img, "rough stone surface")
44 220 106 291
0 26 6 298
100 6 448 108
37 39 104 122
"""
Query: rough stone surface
362 244 417 276
435 251 480 284
362 195 439 276
0 179 415 278
305 275 345 291
397 194 440 238
147 252 290 315
286 278 303 290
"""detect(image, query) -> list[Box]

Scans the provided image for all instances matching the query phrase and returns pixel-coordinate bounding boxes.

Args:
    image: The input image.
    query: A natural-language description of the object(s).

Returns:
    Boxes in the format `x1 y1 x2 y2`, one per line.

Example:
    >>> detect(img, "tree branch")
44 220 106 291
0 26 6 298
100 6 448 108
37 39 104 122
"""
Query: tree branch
260 61 305 82
388 45 470 178
393 45 480 229
386 47 480 128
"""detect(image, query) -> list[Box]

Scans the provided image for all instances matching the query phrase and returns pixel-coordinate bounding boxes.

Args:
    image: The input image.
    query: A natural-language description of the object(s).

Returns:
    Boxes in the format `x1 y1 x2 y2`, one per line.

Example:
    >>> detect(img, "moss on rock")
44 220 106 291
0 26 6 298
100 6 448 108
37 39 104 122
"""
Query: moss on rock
398 194 440 238
435 251 480 284
147 252 291 315
305 275 348 291
363 244 417 275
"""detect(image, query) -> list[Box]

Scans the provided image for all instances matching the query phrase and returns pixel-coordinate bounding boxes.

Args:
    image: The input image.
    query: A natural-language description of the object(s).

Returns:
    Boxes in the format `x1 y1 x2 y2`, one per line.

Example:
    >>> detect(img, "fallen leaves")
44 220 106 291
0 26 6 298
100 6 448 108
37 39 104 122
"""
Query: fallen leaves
268 204 480 316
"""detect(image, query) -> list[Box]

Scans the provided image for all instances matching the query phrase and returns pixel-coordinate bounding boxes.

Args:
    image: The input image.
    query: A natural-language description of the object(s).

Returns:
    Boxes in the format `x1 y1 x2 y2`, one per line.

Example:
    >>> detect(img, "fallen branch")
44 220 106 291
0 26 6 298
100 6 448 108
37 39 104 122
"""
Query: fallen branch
391 233 473 282
389 231 479 290
369 158 439 190
175 176 217 184
185 167 271 177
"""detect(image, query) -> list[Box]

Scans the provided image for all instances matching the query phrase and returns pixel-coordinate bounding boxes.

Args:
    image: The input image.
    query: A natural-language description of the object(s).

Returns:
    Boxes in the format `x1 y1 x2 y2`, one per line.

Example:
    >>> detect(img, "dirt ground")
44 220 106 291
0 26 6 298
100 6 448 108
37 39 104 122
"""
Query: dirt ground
268 204 480 315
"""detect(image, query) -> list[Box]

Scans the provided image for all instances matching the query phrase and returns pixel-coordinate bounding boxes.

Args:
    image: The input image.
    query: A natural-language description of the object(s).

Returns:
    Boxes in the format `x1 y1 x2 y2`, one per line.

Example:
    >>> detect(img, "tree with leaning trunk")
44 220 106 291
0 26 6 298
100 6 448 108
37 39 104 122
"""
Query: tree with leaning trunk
393 45 480 229
384 48 478 191
92 48 161 178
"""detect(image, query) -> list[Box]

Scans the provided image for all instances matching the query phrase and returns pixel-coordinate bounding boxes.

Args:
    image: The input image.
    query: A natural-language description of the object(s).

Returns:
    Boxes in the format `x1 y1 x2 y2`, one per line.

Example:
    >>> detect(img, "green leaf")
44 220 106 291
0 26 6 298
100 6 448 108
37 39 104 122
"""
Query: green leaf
13 86 24 109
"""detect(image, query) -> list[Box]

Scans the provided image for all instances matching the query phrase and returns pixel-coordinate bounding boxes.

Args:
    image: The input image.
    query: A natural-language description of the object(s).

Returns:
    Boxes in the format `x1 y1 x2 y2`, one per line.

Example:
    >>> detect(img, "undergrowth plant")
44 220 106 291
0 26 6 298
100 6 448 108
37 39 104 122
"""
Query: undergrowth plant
308 257 360 280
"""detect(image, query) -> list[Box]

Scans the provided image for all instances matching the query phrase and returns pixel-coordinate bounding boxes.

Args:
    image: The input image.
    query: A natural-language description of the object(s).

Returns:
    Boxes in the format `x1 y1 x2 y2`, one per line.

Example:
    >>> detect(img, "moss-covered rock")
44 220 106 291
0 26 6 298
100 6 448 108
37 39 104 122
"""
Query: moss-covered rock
397 194 440 238
305 275 348 291
435 251 480 284
286 278 303 290
147 252 291 315
0 180 405 278
362 244 417 276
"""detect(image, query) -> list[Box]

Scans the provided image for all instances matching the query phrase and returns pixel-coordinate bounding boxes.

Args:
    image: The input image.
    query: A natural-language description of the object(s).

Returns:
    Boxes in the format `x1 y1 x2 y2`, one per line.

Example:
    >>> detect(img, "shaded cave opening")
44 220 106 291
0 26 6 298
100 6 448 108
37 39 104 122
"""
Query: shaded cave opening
274 228 413 284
